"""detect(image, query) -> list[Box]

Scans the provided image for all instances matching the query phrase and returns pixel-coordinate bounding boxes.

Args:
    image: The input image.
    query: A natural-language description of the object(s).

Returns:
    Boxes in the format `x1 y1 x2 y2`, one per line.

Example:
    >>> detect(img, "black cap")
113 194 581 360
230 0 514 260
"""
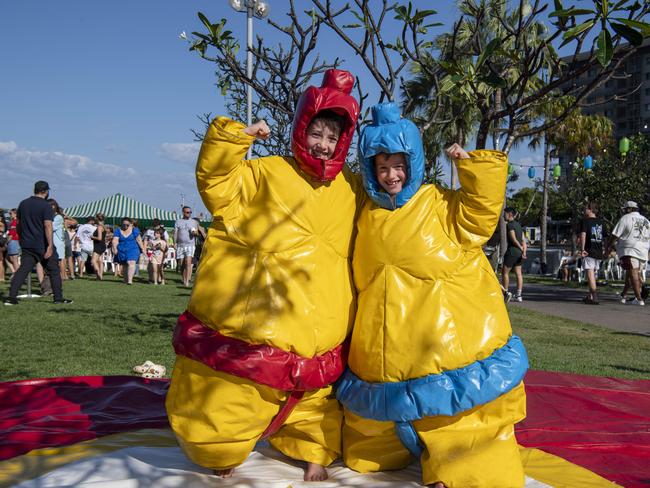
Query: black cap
34 180 50 193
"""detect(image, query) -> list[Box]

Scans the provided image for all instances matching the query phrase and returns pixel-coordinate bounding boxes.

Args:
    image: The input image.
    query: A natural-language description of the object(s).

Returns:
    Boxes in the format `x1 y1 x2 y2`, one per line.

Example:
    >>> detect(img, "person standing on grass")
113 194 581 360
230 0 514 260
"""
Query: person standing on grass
609 201 649 306
147 227 168 285
76 216 96 277
91 213 107 281
578 202 607 305
111 217 145 285
40 199 68 290
0 220 8 281
191 217 207 268
4 181 73 306
6 208 20 274
501 207 527 302
174 206 199 287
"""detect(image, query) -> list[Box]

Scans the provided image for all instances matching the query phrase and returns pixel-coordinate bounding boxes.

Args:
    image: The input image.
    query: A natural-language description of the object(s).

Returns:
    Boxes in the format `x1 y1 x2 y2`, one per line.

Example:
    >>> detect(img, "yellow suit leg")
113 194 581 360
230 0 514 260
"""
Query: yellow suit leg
342 409 412 473
166 356 282 470
415 383 527 488
270 385 342 466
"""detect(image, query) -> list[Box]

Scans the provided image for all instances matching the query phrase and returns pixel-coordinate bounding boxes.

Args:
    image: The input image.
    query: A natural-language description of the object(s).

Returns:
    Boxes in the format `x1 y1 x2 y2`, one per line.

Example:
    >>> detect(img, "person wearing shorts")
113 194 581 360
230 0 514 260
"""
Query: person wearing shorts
174 207 199 287
609 201 650 306
501 207 526 302
7 209 21 273
578 202 607 305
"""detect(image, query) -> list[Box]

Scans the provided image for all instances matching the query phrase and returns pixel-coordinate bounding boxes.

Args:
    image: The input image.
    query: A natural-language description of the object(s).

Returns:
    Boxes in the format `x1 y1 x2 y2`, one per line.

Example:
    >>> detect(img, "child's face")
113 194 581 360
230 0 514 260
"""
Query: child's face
306 119 340 160
375 153 407 196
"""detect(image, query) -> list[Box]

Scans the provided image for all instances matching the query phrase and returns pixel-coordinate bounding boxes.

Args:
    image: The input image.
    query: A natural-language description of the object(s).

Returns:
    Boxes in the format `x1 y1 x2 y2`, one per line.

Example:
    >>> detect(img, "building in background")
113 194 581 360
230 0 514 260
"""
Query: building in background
557 39 650 176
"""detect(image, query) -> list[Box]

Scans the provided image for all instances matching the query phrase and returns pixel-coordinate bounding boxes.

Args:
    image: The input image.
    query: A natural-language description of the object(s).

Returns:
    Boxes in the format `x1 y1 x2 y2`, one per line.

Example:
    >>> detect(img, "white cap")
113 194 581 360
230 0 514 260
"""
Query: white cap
622 200 638 209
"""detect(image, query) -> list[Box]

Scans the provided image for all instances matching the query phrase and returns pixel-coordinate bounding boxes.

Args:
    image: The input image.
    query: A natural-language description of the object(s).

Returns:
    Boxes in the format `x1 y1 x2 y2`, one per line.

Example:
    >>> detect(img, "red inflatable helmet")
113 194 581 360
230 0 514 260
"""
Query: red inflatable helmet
291 69 360 181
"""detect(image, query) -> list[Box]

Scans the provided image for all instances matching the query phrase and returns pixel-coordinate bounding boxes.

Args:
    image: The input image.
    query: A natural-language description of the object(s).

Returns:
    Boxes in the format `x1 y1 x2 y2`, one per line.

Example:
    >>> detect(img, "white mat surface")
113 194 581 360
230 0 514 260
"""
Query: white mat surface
13 443 550 488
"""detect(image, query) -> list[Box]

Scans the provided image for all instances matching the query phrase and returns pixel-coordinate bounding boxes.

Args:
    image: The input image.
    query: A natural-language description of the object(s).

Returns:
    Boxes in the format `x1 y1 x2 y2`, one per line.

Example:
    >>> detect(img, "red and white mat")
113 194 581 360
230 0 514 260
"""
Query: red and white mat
1 371 648 487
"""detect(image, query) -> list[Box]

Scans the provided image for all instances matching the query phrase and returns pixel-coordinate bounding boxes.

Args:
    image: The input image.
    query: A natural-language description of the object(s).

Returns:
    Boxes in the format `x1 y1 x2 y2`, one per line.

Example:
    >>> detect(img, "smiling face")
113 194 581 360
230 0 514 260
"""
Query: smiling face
375 152 407 196
305 119 340 160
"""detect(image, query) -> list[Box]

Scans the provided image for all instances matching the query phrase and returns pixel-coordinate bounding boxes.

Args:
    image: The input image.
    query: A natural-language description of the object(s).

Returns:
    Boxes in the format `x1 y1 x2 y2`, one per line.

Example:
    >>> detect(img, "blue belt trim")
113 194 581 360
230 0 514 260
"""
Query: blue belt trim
336 335 528 422
395 421 423 458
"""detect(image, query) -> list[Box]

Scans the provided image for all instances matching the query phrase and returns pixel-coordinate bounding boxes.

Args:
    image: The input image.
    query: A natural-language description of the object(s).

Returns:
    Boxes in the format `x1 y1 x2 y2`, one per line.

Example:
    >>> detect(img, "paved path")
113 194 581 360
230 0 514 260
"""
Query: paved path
509 282 650 336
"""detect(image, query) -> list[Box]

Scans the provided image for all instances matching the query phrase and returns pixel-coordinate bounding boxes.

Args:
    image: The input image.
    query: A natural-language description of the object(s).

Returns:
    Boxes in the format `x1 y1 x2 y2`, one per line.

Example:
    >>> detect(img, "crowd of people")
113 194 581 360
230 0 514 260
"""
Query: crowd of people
0 185 208 304
501 200 649 306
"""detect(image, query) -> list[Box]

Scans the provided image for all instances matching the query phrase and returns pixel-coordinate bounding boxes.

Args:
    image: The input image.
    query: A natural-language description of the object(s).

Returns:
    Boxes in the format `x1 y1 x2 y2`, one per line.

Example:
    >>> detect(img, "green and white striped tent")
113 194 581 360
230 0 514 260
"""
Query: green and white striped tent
64 193 179 225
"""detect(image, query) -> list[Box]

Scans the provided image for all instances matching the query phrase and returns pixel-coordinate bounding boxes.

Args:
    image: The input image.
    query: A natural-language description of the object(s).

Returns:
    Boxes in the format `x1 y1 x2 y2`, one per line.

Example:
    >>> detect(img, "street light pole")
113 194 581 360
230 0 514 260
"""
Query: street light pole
228 0 270 159
246 2 253 132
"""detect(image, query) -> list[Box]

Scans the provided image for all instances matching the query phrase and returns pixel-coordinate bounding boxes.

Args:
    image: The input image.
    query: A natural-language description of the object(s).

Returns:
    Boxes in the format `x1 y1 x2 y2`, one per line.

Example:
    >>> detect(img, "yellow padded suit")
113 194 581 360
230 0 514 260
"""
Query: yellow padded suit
166 117 363 470
336 103 527 487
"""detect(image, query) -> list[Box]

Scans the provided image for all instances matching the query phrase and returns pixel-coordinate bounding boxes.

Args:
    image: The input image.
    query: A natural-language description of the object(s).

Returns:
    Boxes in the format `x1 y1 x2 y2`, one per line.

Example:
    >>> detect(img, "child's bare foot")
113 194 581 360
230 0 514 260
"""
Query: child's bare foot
304 462 328 481
430 482 446 488
214 468 234 478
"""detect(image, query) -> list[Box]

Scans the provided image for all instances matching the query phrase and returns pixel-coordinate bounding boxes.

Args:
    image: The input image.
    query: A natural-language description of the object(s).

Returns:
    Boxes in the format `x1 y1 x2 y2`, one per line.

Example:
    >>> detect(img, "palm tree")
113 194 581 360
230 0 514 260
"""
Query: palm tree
528 98 613 261
401 55 478 187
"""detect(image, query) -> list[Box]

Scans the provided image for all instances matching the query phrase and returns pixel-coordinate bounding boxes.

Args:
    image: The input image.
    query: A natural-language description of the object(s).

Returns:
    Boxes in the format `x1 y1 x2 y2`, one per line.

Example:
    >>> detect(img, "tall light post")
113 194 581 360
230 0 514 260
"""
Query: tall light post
228 0 270 159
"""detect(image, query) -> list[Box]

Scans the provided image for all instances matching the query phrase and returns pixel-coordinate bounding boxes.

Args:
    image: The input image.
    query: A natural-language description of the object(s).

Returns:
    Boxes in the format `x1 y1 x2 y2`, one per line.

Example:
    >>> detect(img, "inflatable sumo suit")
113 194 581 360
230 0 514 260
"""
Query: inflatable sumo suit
336 103 528 487
166 69 362 470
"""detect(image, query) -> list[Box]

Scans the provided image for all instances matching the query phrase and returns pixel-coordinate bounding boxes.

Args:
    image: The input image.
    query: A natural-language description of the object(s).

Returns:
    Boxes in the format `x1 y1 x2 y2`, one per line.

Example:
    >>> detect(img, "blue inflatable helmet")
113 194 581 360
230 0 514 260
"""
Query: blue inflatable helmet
359 102 425 209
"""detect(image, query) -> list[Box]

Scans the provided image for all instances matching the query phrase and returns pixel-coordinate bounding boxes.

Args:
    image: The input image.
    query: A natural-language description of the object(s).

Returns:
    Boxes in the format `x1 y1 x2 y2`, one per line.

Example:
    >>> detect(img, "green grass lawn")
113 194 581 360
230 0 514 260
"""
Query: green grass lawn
0 272 188 381
509 306 650 379
1 272 649 382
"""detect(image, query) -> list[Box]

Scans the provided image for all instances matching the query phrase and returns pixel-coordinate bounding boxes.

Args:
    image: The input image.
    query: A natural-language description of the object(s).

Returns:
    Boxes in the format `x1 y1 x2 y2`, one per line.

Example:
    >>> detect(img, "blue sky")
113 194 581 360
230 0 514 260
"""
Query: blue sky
0 1 539 214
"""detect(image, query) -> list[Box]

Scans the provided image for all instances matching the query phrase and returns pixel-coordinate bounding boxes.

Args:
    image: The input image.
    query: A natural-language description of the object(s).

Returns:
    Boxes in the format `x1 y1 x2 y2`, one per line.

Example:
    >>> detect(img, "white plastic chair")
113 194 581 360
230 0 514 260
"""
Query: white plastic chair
573 258 585 283
165 247 177 270
102 250 115 273
602 257 616 281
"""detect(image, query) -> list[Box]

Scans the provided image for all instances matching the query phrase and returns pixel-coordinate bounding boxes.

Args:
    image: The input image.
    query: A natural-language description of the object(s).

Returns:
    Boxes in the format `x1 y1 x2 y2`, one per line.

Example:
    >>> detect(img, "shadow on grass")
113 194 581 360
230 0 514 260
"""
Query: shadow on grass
611 331 650 338
121 312 178 333
46 309 179 333
606 364 650 374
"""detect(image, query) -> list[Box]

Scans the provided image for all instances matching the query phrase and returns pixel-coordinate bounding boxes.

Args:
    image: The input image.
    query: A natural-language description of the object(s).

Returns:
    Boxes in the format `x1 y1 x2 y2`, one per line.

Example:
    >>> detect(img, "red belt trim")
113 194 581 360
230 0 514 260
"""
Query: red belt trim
260 390 305 439
172 311 348 392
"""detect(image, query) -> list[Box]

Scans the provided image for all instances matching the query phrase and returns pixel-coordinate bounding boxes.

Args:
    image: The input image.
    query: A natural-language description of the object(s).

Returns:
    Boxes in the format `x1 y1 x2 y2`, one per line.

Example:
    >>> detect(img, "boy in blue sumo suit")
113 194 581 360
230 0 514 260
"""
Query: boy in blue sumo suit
336 102 529 487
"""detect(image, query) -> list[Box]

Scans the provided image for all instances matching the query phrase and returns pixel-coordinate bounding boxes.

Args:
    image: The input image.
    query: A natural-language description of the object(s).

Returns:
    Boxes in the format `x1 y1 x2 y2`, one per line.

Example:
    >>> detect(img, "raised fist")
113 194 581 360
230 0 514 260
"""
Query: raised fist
244 120 271 140
445 143 470 160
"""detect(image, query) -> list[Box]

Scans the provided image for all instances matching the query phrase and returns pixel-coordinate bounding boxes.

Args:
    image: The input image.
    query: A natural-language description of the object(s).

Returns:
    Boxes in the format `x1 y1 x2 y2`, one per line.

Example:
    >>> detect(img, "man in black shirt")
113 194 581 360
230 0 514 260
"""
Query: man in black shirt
501 207 527 301
4 181 72 305
578 202 607 305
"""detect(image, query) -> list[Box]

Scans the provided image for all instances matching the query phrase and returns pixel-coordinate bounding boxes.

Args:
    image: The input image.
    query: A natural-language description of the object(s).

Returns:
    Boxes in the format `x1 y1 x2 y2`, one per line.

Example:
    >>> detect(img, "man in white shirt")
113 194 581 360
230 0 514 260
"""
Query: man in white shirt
174 206 200 287
76 216 97 277
609 201 650 306
144 219 170 242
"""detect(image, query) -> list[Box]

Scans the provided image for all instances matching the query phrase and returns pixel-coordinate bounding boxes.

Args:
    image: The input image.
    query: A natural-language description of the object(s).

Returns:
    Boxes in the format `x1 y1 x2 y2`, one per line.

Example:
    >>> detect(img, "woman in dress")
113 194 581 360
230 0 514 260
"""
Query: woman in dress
48 199 67 280
147 228 168 285
91 213 107 280
111 217 144 285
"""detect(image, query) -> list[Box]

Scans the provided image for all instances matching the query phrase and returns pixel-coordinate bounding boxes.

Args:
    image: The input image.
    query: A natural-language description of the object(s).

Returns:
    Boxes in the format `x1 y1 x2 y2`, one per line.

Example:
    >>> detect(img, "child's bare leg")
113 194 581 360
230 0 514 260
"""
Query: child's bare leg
214 468 234 478
304 462 328 481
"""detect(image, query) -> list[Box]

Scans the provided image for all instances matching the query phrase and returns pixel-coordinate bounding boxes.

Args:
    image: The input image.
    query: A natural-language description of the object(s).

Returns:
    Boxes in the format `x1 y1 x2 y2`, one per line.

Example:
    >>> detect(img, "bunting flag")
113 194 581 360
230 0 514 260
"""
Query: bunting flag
1 371 648 487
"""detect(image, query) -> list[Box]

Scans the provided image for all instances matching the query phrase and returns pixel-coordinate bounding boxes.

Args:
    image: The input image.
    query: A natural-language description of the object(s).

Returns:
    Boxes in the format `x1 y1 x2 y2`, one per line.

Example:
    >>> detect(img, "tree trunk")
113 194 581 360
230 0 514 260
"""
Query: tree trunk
540 132 550 273
476 117 490 150
492 89 502 150
450 162 458 189
450 127 466 190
